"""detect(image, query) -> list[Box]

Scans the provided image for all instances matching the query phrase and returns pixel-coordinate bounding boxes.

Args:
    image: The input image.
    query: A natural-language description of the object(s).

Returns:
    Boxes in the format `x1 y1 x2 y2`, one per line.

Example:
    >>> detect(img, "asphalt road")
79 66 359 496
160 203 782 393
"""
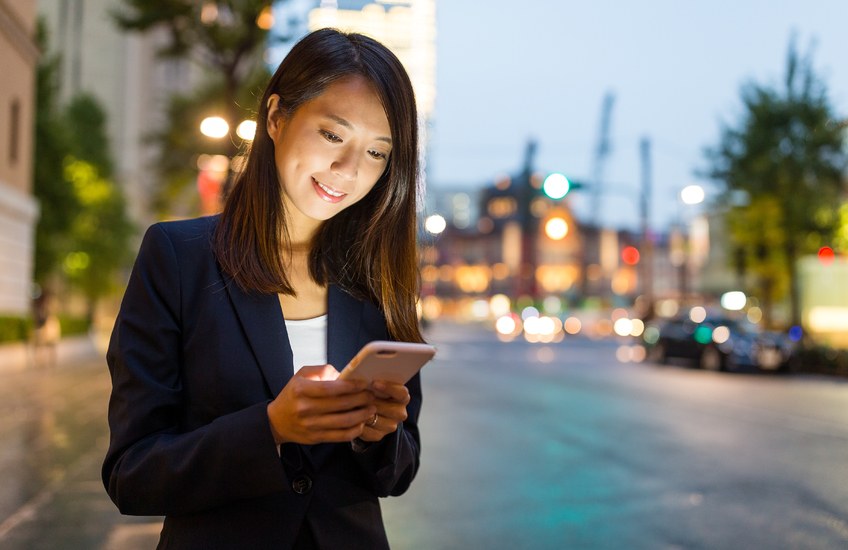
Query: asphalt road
1 322 847 549
384 323 848 549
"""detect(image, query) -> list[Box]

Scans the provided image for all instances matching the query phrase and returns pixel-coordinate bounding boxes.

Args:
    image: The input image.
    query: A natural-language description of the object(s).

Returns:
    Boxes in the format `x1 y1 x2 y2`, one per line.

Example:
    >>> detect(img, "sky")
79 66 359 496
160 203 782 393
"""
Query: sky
426 0 848 231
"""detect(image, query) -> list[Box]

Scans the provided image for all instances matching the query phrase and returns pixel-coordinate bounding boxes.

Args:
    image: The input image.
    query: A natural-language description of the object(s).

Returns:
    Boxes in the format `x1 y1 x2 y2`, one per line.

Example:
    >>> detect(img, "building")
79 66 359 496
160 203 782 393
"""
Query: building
421 167 691 321
0 1 39 315
39 0 201 226
307 0 436 193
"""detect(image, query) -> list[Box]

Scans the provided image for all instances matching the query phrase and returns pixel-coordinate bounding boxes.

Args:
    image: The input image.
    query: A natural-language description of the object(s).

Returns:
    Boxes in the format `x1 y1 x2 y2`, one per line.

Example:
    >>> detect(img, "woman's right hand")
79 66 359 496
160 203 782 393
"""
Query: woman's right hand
266 365 376 445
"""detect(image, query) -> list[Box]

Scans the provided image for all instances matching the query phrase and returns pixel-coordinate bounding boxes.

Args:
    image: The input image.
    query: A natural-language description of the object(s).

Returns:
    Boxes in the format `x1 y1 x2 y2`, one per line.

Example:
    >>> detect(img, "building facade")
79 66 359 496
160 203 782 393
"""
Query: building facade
0 1 39 315
39 0 200 226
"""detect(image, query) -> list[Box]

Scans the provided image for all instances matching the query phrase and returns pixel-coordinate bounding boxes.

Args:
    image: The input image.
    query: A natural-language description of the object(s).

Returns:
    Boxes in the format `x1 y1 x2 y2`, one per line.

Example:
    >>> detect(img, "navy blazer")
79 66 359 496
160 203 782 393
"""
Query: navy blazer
102 216 422 549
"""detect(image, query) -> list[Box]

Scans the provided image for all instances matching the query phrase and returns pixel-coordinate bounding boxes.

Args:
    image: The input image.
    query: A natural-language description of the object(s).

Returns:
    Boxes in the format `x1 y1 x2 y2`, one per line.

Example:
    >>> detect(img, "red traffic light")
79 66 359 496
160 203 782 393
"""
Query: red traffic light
621 246 640 265
818 246 835 265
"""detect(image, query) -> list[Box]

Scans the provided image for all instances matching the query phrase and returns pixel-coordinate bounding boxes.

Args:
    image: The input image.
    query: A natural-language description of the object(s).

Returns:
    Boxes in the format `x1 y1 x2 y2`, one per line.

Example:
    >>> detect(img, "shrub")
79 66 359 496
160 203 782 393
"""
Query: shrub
0 316 32 343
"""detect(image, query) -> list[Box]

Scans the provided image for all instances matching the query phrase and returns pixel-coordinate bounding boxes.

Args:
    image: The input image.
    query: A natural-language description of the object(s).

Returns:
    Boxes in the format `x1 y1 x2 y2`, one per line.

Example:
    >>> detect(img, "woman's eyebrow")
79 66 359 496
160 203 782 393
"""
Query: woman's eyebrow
325 114 392 144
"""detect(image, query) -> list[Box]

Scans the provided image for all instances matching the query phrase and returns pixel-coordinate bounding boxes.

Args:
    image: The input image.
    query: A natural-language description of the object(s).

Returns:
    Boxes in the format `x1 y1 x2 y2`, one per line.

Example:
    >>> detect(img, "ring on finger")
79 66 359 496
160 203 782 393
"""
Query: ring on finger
366 414 378 427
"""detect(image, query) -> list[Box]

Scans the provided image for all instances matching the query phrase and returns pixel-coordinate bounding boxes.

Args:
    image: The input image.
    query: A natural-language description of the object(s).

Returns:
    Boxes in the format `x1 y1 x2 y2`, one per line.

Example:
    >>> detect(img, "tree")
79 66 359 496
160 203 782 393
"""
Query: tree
61 95 135 321
148 66 271 216
705 38 848 327
33 19 134 322
64 94 115 177
113 0 285 214
33 21 79 284
61 157 134 321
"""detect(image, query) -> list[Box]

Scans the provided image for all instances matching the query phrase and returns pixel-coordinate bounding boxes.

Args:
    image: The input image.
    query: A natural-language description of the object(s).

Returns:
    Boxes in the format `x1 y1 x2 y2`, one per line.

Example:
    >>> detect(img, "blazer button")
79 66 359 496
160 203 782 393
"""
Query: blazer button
292 475 313 495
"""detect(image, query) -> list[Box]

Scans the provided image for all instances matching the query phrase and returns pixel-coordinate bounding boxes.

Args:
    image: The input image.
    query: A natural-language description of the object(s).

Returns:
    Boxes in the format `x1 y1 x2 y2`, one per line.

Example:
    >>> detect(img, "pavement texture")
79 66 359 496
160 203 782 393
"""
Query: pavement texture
2 322 848 549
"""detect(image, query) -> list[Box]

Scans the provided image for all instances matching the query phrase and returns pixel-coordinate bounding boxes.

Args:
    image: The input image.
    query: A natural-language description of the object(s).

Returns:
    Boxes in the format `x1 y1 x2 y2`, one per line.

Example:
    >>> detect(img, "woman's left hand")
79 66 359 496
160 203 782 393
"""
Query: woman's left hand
358 380 411 442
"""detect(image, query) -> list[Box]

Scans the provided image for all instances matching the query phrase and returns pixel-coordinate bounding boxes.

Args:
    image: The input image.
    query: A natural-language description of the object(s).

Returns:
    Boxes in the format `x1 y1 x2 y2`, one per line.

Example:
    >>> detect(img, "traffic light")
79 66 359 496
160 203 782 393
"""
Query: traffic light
542 172 586 199
621 246 640 265
542 173 570 199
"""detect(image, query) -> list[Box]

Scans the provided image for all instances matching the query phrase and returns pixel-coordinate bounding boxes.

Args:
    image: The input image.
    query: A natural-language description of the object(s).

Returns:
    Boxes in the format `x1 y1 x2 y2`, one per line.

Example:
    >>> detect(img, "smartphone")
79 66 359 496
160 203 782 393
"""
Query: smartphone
338 341 436 385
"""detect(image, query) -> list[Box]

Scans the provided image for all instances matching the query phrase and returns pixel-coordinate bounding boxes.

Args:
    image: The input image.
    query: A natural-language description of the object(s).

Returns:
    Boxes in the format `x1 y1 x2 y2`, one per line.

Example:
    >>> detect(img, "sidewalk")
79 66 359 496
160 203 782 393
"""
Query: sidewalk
0 343 164 549
0 333 105 374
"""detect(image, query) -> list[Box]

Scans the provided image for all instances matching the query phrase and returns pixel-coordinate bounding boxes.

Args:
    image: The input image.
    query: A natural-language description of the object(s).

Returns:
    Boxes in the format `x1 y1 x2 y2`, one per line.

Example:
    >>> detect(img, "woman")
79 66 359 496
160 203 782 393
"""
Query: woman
102 28 424 549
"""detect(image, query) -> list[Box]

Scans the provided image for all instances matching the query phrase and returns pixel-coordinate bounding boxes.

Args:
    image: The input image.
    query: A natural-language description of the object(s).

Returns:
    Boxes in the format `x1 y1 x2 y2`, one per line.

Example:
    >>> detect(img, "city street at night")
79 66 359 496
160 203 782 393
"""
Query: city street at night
1 321 848 549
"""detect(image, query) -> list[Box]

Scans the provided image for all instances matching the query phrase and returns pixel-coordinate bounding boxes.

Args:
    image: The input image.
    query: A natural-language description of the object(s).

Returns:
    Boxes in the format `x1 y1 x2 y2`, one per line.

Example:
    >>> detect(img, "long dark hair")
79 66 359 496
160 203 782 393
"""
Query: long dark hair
214 28 422 343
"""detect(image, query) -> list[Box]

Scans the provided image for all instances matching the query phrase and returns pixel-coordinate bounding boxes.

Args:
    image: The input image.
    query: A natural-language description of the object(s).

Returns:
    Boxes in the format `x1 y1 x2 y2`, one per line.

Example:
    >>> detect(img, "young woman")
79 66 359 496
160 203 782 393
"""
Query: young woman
102 28 424 549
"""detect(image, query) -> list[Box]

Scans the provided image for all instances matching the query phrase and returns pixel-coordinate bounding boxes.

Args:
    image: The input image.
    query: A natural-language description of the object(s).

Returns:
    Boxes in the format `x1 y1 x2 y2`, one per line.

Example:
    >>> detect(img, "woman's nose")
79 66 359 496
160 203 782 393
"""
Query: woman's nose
331 148 358 181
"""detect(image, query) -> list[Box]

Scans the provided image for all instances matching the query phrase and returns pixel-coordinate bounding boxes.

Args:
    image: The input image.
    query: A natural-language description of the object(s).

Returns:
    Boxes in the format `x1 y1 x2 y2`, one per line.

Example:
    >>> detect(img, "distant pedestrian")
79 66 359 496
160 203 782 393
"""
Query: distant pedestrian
102 28 425 549
32 290 60 368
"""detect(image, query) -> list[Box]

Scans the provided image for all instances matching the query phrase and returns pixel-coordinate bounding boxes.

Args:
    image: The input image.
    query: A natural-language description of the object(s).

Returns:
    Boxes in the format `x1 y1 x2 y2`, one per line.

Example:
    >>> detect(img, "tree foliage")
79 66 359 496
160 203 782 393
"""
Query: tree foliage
113 0 282 215
33 21 78 283
65 94 115 177
33 21 134 316
705 38 848 327
148 66 271 216
61 157 134 310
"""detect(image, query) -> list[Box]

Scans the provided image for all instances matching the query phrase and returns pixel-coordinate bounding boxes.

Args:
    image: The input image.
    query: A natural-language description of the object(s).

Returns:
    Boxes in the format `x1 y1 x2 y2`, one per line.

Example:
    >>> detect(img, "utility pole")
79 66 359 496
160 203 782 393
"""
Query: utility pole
579 92 615 302
517 139 538 301
639 137 654 315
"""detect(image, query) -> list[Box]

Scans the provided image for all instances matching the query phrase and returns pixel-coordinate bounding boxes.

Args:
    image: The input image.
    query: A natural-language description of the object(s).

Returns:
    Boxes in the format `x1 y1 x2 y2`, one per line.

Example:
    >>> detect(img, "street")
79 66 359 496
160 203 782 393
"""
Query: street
1 321 847 549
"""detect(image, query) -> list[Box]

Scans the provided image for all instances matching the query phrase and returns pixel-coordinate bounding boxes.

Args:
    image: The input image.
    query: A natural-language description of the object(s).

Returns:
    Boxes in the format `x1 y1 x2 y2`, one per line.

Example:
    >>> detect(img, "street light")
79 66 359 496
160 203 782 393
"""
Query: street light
544 216 569 240
680 184 705 206
199 116 229 138
673 184 708 300
236 120 257 141
424 214 446 235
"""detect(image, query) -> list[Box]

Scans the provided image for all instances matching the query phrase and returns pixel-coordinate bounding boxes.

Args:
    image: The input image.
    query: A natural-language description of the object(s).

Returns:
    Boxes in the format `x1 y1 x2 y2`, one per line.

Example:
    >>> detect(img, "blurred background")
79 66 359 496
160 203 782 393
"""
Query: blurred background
1 1 848 549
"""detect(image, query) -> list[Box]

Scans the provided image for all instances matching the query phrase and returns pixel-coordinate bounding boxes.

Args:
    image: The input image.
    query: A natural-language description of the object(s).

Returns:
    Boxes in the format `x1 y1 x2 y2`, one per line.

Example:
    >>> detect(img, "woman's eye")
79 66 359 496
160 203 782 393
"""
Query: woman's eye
368 150 388 161
320 130 342 143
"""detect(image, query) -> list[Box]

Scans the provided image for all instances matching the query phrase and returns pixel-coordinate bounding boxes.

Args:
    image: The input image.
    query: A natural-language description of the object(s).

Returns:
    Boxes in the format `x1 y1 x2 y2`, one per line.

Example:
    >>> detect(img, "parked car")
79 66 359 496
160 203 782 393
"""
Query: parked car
641 313 794 372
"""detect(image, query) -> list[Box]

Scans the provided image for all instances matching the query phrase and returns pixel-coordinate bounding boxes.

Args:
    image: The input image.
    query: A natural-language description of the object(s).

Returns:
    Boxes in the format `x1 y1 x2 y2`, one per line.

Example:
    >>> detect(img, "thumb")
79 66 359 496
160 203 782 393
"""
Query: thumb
297 364 339 381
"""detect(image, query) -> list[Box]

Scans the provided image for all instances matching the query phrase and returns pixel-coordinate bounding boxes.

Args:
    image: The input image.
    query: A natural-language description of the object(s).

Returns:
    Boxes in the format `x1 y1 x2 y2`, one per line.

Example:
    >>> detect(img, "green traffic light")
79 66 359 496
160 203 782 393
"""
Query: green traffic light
543 172 570 199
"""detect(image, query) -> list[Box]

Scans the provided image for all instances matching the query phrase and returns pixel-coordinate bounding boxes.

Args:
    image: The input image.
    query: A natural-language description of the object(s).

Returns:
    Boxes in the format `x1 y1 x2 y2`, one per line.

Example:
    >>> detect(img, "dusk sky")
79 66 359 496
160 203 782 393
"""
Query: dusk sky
274 1 848 231
428 0 848 231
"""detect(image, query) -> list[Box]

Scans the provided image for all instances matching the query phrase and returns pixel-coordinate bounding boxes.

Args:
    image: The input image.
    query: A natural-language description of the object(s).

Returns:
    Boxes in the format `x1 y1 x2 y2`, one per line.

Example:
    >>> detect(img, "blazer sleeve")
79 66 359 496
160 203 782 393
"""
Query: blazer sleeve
350 368 422 497
102 224 288 517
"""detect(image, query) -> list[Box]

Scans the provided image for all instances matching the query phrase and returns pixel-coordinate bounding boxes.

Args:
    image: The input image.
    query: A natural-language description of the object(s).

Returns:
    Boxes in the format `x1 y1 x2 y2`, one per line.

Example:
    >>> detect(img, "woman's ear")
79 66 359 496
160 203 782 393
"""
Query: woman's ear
266 94 282 139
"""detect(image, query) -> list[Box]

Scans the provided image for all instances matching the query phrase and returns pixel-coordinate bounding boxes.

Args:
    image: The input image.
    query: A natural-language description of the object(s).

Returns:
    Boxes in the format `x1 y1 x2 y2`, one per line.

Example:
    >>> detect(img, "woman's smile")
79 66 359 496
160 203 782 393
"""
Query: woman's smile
312 177 347 203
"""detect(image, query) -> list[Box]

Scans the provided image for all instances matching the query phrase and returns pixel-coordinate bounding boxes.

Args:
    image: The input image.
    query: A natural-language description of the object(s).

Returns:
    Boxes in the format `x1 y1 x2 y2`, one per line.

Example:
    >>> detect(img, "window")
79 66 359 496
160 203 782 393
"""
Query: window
9 99 20 165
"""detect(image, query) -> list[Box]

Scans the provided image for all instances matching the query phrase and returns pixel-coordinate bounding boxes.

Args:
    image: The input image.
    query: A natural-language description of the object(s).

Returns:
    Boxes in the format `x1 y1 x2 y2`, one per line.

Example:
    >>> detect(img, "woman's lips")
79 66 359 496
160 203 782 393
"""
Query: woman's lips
312 178 347 203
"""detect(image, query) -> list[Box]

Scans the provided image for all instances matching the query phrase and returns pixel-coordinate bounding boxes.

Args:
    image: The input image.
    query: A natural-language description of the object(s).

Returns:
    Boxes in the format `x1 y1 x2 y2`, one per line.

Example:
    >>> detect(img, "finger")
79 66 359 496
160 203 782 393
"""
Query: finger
371 380 411 404
294 392 375 418
373 401 408 424
360 418 399 441
295 378 370 398
301 406 376 432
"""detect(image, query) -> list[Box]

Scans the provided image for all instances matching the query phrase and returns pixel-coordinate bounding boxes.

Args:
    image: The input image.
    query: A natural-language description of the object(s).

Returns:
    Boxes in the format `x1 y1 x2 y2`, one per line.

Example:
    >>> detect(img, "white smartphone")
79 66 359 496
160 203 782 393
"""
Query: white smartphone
338 341 436 385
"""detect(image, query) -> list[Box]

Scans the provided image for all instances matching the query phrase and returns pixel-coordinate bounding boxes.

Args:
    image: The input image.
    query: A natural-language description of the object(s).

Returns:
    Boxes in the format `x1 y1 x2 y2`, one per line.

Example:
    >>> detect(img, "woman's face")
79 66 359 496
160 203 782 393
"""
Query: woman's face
267 75 392 236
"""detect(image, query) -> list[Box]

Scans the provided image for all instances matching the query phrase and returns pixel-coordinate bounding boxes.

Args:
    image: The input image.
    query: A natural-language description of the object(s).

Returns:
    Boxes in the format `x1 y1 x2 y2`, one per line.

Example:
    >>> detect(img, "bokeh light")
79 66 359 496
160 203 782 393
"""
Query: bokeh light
721 291 747 311
236 120 256 141
712 326 731 344
818 246 835 265
680 184 705 205
689 306 707 323
424 214 447 234
200 116 229 138
542 172 570 199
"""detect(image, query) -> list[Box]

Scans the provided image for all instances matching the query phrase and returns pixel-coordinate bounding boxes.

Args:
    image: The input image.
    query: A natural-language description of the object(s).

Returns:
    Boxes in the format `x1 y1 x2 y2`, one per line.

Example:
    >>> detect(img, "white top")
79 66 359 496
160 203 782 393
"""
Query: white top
284 314 328 374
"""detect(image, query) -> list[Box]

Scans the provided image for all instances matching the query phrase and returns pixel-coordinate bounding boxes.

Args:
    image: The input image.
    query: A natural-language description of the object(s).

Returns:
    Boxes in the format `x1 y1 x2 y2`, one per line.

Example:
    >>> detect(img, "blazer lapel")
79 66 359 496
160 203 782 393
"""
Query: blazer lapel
224 276 293 396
